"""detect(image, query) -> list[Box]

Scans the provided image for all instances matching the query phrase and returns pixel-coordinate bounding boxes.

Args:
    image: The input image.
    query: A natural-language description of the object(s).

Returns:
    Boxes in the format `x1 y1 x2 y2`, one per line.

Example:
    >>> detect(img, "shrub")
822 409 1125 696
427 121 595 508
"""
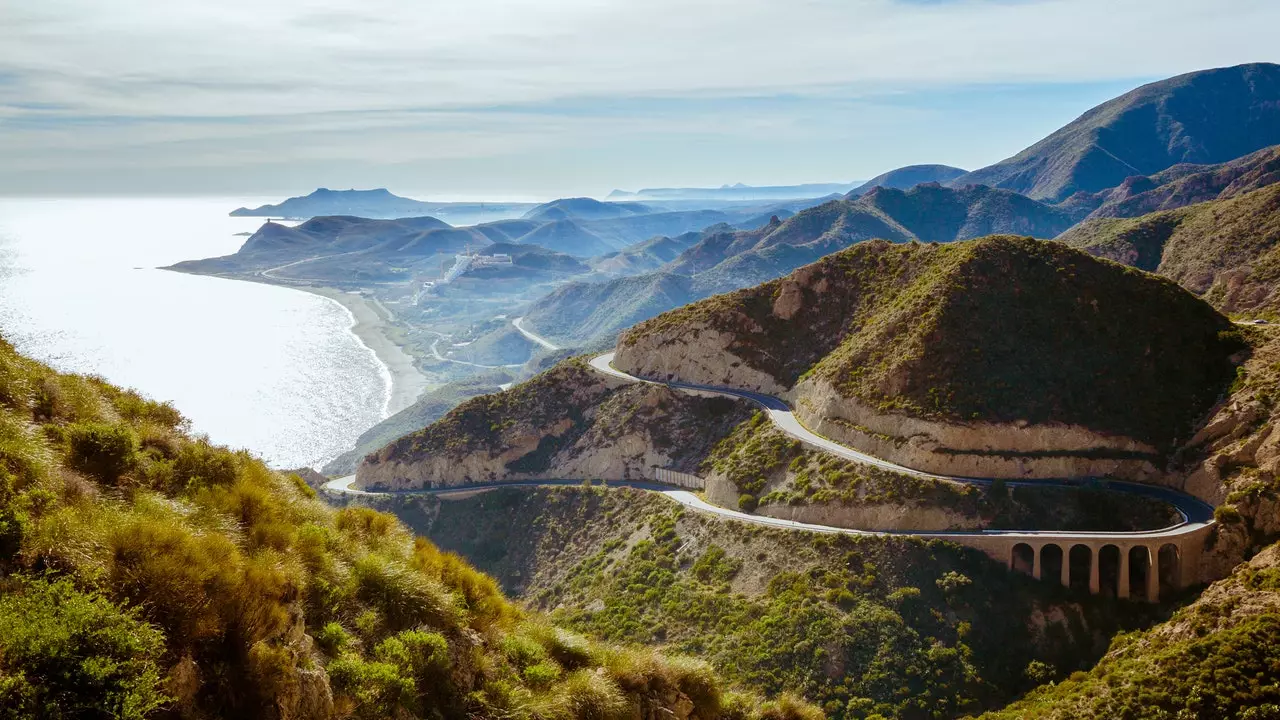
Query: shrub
554 669 629 720
0 575 168 719
1215 505 1243 523
172 440 239 489
758 693 826 720
65 422 138 483
315 622 353 656
739 494 759 512
327 655 415 719
351 555 462 631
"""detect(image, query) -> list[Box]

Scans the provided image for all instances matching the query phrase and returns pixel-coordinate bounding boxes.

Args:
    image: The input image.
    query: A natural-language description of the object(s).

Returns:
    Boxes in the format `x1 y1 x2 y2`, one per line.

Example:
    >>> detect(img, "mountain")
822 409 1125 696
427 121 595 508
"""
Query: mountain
168 215 493 281
412 484 1154 720
952 63 1280 201
617 236 1241 477
1060 183 1280 318
520 272 697 344
518 184 1080 346
231 189 536 224
1075 143 1280 220
506 218 615 256
0 336 797 719
588 230 711 275
231 188 437 218
522 197 654 221
847 164 968 196
607 181 861 201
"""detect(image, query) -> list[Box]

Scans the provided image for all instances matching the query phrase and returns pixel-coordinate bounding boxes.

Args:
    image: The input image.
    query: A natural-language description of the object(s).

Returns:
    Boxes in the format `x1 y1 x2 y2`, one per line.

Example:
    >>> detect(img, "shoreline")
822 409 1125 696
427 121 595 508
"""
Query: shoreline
295 285 429 419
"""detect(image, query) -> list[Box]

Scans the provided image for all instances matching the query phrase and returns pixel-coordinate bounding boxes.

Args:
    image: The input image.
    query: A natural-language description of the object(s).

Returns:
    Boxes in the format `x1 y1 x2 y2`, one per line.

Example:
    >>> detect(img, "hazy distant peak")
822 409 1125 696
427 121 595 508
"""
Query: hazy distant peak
847 164 969 197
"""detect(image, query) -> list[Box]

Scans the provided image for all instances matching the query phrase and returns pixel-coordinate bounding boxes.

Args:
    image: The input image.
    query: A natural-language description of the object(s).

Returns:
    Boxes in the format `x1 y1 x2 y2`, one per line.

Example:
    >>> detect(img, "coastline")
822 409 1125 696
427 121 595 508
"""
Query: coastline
295 286 429 418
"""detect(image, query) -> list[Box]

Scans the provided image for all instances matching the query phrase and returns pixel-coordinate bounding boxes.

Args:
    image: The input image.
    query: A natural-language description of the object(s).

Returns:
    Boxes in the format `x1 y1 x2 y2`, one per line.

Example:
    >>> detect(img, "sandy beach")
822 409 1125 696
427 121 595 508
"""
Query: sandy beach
298 286 429 418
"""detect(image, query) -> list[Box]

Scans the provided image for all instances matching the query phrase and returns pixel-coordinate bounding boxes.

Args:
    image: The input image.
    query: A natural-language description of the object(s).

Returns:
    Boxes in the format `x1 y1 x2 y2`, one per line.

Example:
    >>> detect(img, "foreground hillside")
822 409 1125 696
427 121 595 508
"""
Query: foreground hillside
616 236 1241 479
952 62 1280 201
0 337 811 719
376 486 1161 720
1061 183 1280 319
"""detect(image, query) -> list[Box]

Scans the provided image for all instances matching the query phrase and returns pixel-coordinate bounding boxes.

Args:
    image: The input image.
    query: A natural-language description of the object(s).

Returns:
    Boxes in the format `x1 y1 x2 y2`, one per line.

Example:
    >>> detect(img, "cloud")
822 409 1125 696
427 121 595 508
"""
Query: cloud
1 0 1277 194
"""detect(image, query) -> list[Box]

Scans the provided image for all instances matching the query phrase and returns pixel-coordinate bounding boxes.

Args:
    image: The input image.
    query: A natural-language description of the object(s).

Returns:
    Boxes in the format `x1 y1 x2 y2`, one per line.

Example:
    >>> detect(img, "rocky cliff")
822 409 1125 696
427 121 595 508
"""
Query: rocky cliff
356 359 752 490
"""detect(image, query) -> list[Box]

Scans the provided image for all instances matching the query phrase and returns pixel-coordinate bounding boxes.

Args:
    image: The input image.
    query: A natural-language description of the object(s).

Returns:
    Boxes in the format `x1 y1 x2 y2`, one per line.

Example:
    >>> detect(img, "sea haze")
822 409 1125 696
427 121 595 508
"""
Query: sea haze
0 197 388 469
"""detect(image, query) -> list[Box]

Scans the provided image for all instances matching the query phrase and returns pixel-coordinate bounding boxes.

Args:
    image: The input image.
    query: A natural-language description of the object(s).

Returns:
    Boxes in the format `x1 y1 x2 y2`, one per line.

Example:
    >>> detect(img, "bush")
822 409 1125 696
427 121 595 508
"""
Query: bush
0 575 168 719
739 494 759 513
65 422 137 483
1215 505 1243 523
554 669 629 720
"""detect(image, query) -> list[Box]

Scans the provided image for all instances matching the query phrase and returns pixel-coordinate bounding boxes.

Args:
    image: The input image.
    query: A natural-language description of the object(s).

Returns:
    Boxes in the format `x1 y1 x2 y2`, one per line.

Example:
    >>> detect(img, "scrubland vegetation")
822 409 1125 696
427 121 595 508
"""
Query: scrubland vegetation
0 337 815 719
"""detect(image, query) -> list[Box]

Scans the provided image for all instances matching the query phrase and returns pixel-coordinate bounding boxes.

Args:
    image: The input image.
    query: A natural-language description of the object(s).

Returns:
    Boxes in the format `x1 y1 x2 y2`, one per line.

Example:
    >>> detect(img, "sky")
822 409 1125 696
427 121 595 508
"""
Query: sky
1 0 1278 199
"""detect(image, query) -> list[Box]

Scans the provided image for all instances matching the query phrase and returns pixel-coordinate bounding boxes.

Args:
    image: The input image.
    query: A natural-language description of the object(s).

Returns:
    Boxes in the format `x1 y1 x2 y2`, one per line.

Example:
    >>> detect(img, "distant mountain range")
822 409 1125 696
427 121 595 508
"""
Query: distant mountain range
518 183 1079 345
607 181 862 201
231 188 536 225
951 63 1280 201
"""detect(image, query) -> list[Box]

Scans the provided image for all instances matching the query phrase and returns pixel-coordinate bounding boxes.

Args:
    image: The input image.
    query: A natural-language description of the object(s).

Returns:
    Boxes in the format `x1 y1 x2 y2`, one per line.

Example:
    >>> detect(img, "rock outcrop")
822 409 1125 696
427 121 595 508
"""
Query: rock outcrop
357 359 752 490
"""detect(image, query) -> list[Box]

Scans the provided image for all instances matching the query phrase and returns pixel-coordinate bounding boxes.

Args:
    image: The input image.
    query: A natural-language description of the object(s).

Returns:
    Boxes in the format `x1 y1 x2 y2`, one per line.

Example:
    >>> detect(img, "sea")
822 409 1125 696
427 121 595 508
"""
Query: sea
0 197 388 469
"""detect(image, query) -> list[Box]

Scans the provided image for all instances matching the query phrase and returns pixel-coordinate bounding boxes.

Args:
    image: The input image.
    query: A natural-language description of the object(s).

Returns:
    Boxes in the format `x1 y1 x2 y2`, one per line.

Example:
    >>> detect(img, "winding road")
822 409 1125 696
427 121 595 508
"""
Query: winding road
324 339 1215 546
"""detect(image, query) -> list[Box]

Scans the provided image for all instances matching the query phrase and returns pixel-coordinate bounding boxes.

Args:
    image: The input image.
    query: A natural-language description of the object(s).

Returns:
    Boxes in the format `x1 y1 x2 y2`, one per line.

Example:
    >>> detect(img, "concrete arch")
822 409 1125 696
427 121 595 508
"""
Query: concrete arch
1159 543 1181 599
1012 543 1035 576
1068 544 1092 592
1098 545 1121 598
1040 544 1065 587
1128 546 1153 602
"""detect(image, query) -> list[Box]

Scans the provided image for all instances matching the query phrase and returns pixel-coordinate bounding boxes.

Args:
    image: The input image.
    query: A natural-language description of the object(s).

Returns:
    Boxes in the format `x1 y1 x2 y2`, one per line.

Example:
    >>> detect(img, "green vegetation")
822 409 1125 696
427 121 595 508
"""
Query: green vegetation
420 486 1161 720
0 337 814 719
702 414 1179 531
625 235 1241 449
1061 183 1280 320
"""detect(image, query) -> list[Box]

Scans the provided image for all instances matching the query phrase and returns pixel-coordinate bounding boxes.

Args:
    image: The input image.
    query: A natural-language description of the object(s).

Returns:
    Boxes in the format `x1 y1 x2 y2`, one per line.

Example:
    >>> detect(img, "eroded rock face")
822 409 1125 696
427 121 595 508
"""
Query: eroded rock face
614 319 788 396
357 364 752 491
792 377 1163 481
1178 332 1280 577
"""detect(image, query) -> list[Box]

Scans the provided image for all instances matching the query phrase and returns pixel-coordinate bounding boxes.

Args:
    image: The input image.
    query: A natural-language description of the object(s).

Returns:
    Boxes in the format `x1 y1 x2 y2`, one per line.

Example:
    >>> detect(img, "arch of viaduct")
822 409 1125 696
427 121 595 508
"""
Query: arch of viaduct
921 524 1214 603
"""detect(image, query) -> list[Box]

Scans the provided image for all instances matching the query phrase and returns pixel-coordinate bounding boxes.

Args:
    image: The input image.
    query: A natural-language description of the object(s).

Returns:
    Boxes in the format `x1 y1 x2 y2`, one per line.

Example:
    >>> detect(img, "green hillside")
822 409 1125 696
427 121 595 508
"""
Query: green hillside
1061 183 1280 319
621 236 1241 449
0 337 810 719
414 485 1158 720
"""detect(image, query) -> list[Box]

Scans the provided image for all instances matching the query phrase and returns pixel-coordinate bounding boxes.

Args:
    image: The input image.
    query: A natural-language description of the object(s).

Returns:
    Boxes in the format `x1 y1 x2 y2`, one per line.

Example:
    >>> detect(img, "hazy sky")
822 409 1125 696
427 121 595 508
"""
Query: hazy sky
2 0 1277 199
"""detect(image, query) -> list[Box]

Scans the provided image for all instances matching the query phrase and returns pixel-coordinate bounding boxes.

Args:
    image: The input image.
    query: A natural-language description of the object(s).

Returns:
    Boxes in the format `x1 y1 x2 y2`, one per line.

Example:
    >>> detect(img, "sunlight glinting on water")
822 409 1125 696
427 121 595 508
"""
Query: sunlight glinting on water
0 197 388 469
